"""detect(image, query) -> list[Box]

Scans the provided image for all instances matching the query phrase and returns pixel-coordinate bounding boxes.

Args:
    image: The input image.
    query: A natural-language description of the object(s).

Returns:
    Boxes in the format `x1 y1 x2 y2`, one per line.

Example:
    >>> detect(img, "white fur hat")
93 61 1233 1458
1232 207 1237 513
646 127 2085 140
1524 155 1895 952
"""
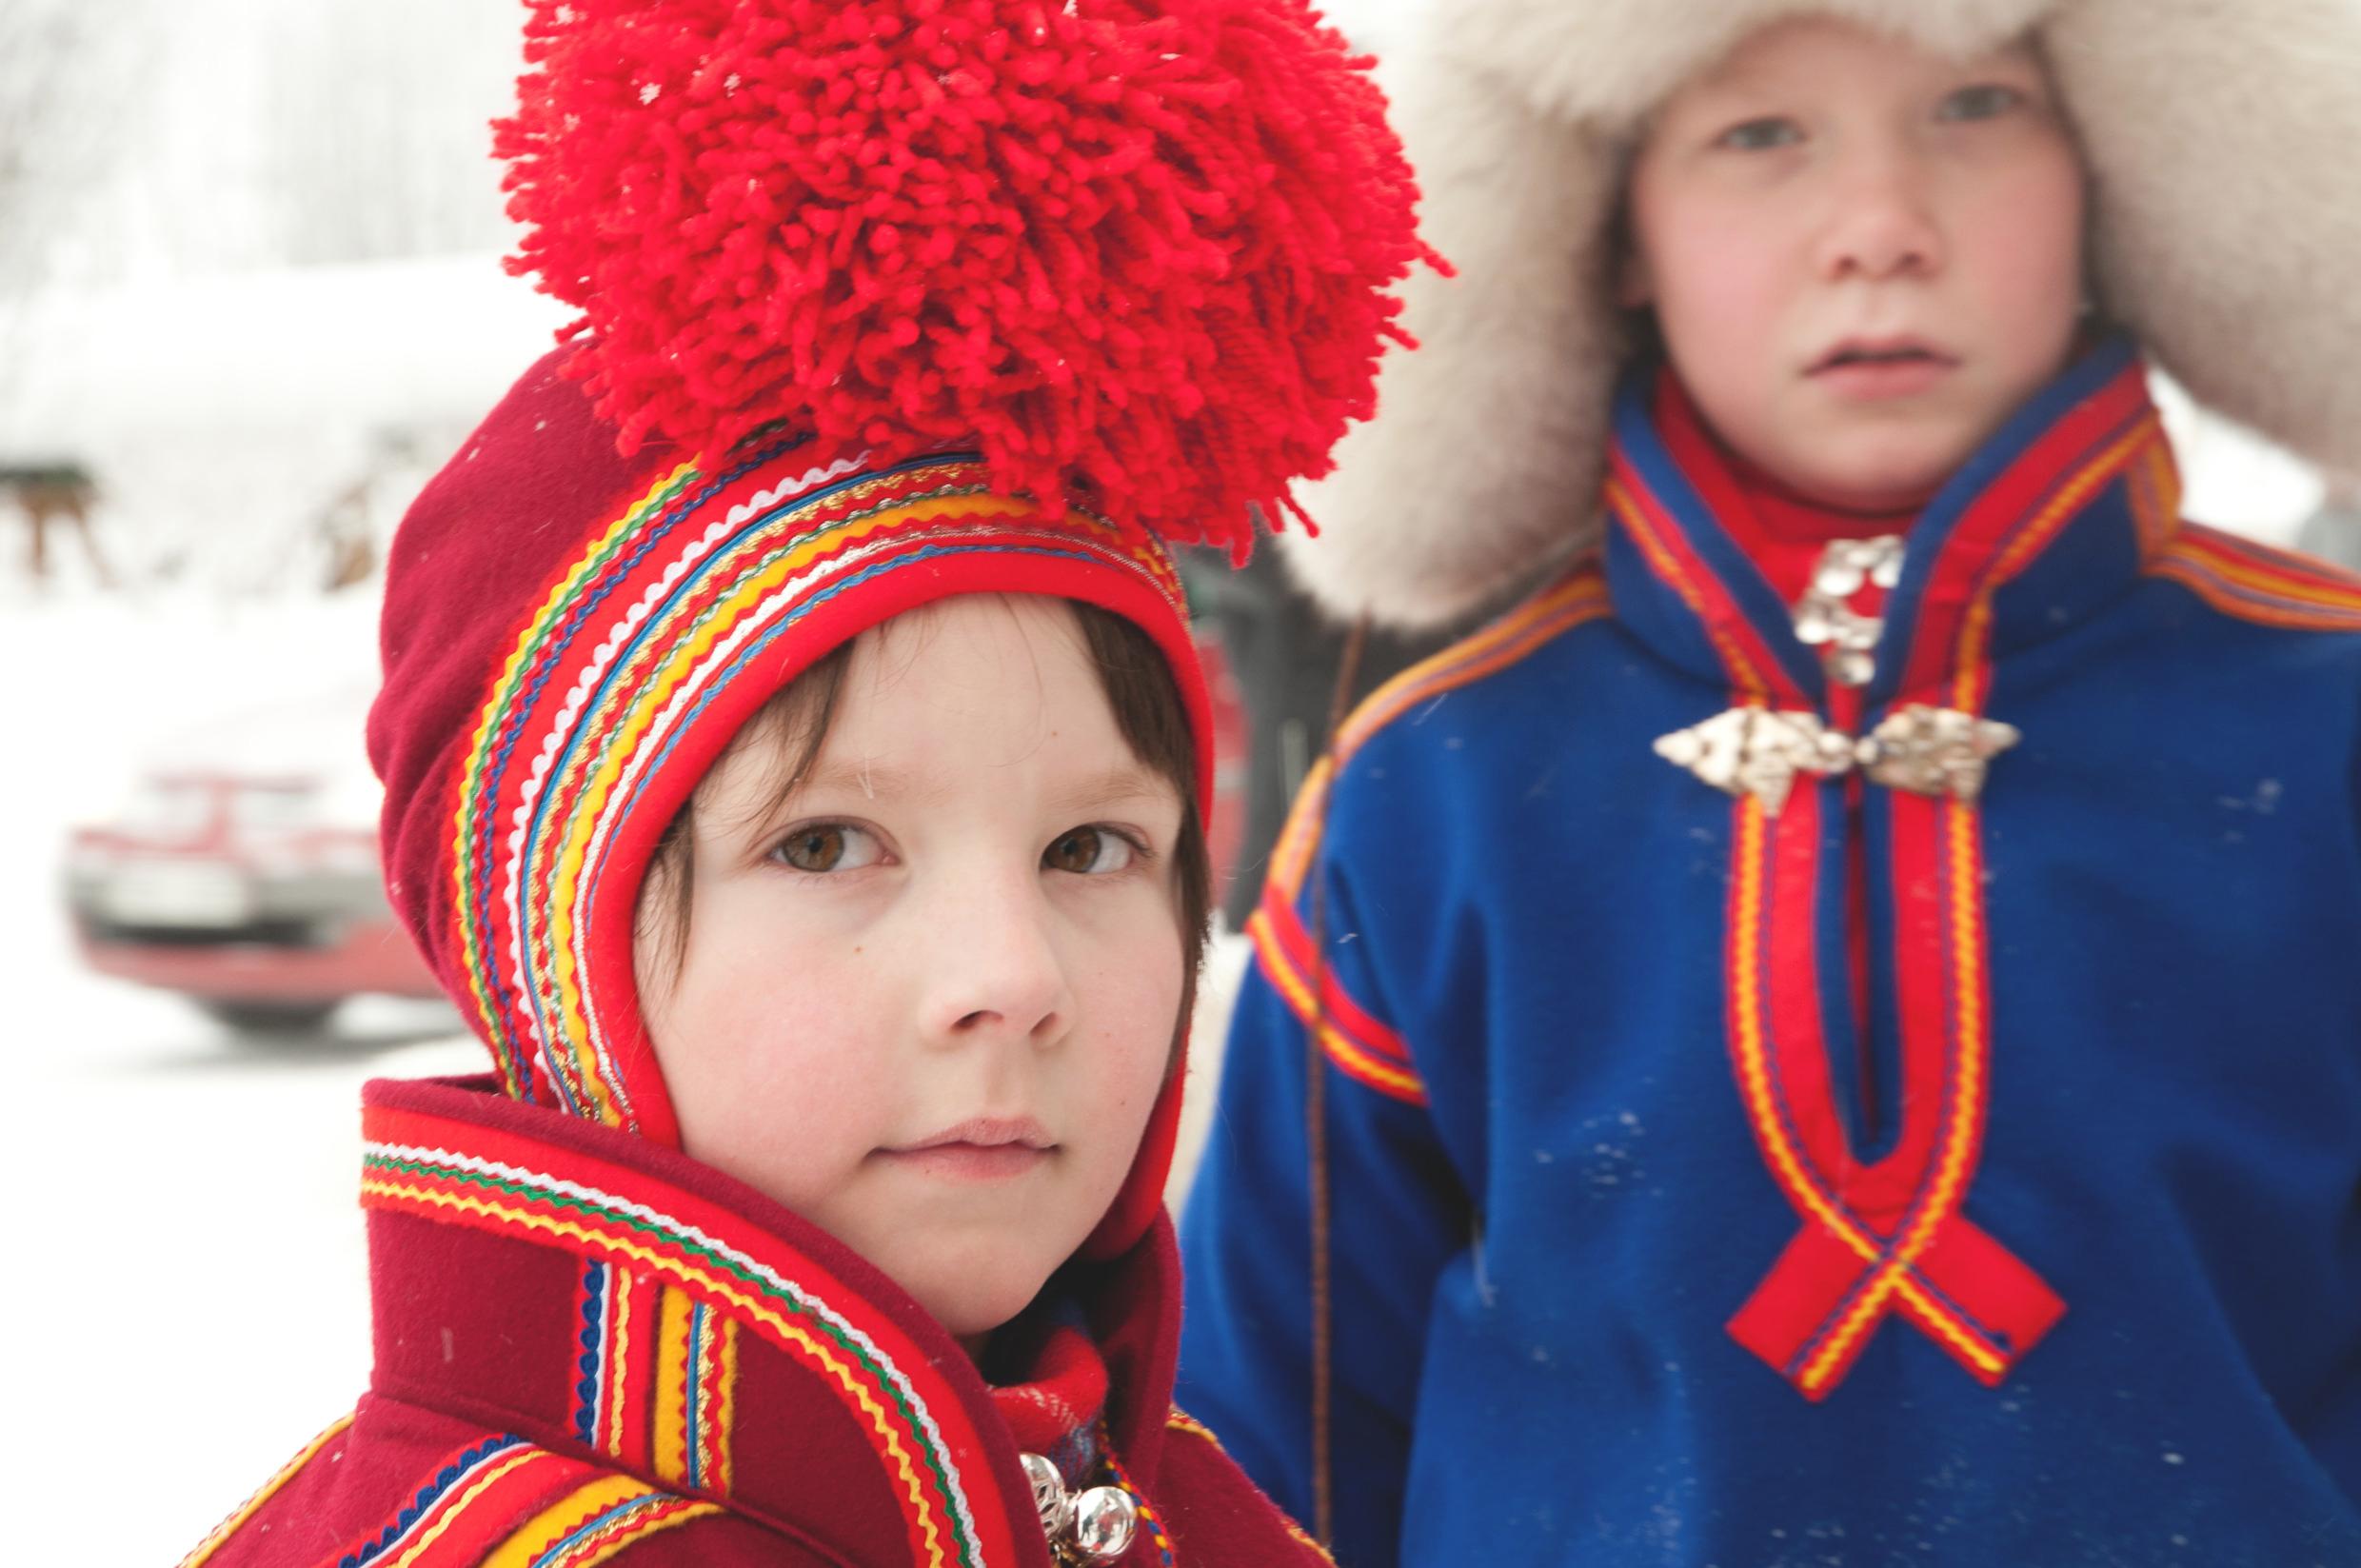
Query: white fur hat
1290 0 2361 628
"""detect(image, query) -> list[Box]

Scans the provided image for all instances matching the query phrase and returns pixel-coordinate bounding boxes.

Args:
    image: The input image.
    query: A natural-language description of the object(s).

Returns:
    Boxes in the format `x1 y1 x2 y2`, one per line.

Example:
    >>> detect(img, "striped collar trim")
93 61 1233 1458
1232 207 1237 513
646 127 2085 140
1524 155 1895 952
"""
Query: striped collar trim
1603 338 2178 707
358 1081 1038 1567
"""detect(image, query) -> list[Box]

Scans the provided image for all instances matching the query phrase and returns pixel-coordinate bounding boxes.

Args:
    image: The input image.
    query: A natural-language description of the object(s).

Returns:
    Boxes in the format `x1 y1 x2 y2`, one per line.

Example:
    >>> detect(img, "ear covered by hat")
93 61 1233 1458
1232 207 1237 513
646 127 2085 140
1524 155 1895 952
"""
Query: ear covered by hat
1288 0 2361 629
367 0 1434 1260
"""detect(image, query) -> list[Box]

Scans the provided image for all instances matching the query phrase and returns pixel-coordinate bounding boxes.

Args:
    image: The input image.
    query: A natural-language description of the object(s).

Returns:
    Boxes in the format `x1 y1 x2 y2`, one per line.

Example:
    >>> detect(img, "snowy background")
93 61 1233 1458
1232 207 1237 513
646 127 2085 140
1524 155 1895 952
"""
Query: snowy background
0 1 2334 1561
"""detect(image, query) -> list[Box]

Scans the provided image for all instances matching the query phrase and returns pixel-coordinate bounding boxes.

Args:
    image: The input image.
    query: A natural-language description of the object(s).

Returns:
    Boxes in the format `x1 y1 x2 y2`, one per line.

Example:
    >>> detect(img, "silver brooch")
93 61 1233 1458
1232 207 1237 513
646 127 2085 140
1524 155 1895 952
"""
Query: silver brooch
1652 706 1856 814
1858 705 2021 800
1022 1452 1140 1565
1655 704 2019 810
1793 535 1904 687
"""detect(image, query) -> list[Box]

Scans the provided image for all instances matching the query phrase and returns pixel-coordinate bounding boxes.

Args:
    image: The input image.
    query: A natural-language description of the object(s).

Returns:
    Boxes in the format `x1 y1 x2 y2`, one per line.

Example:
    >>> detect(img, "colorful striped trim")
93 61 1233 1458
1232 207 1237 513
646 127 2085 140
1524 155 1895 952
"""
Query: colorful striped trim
482 1476 722 1568
328 1433 528 1568
360 1116 999 1568
1604 469 1790 705
1615 392 2143 1398
1098 1425 1176 1568
176 1410 355 1568
332 1439 613 1568
453 451 724 1108
651 1288 739 1496
1266 567 1612 903
2150 523 2361 632
1248 890 1424 1105
449 447 1186 1133
1248 567 1610 1102
1165 1407 1224 1451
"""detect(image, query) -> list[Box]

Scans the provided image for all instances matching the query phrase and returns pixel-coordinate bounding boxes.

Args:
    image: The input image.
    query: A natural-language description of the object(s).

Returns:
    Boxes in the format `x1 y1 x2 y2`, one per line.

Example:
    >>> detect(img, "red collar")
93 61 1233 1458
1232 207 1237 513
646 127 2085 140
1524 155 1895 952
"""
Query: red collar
1649 371 1918 605
1603 337 2177 710
359 1074 1182 1564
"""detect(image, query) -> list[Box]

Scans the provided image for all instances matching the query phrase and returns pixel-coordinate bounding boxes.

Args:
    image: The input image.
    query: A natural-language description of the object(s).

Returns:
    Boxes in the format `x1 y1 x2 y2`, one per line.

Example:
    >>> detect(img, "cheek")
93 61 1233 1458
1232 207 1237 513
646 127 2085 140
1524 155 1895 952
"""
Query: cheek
650 892 895 1183
1637 189 1794 368
1965 148 2088 332
1065 897 1187 1101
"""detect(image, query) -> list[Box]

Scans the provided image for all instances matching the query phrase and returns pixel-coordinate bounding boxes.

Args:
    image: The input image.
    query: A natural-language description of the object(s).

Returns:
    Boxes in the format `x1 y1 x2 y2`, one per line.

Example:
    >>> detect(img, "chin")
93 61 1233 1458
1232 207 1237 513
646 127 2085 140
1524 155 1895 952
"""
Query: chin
1799 429 1976 513
915 1267 1052 1340
881 1231 1066 1340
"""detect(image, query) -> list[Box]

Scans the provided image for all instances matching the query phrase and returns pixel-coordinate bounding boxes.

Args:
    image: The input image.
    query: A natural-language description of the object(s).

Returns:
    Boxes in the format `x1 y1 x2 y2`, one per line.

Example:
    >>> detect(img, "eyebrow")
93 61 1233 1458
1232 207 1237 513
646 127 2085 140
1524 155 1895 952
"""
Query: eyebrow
795 757 938 806
1043 763 1180 817
785 758 1176 816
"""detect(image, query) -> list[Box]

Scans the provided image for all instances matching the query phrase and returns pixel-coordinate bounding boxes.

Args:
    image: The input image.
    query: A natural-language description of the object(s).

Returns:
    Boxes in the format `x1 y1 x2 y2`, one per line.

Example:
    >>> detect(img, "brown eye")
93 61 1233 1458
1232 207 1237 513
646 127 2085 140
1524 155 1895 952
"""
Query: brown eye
772 824 882 873
1044 826 1135 875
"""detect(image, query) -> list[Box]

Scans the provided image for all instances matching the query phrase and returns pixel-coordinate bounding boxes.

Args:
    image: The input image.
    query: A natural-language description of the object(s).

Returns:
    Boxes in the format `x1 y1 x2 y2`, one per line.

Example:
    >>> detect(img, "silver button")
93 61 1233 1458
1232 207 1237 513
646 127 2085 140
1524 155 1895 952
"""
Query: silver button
1070 1486 1141 1564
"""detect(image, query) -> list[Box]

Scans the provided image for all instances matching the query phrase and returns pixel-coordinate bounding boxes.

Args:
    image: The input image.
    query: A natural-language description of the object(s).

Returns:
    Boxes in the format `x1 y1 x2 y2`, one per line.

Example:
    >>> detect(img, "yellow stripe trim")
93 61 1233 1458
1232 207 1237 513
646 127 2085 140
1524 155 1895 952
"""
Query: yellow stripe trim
1727 797 2002 1386
1267 572 1610 902
2158 536 2361 611
383 1447 570 1568
1796 795 2008 1392
1246 908 1424 1102
453 461 697 1094
1603 479 1772 702
363 1178 958 1568
599 1265 637 1460
706 1317 739 1496
482 1475 658 1568
651 1286 694 1488
546 1500 724 1568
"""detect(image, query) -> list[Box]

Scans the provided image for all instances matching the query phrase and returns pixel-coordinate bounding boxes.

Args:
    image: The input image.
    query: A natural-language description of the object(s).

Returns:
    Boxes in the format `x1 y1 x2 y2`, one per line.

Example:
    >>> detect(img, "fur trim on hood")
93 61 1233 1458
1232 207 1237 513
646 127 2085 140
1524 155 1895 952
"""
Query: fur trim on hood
1289 0 2361 628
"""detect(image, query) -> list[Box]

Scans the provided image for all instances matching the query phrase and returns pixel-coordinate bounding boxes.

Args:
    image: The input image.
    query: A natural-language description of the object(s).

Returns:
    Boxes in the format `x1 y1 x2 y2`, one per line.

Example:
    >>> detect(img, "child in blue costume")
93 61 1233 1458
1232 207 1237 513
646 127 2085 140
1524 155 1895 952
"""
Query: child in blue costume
1177 3 2361 1564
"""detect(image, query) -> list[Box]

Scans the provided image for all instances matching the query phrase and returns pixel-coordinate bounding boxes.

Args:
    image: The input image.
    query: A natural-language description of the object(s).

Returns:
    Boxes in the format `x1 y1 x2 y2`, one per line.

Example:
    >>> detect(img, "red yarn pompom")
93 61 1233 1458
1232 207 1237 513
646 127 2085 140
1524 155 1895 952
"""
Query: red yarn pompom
494 0 1439 556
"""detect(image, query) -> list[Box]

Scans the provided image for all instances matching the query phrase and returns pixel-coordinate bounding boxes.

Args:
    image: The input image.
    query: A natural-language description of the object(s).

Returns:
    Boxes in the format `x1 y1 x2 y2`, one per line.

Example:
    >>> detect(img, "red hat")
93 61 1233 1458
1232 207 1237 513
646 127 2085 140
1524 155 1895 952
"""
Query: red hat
368 0 1433 1260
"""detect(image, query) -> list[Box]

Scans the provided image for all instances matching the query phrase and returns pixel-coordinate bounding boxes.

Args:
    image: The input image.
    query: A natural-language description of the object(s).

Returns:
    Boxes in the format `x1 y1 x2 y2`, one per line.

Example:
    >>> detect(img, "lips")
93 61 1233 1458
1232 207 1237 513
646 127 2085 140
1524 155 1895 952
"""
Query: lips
878 1116 1056 1181
1807 336 1957 399
1809 336 1956 375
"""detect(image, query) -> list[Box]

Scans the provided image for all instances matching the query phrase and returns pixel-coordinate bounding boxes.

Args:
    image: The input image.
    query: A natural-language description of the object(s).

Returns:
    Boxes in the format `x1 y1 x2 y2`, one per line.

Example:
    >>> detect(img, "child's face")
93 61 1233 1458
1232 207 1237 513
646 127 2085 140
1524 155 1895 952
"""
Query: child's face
1622 17 2088 510
634 596 1187 1341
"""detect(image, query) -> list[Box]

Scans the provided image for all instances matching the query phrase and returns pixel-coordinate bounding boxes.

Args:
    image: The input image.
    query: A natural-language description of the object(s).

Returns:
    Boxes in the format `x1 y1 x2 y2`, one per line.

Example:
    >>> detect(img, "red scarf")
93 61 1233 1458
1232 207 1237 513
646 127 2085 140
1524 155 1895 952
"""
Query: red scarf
1650 371 1917 606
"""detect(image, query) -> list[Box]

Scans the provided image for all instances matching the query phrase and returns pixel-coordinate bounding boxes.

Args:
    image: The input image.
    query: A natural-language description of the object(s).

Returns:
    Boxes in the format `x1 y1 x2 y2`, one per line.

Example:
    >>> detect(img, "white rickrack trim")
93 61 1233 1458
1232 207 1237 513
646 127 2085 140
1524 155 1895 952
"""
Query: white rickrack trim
367 1139 986 1554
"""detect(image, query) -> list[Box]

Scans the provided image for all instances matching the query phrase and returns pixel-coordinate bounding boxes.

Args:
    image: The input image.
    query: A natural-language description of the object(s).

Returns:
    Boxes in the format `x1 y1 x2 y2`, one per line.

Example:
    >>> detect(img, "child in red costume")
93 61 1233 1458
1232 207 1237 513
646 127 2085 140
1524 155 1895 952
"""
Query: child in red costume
179 2 1434 1563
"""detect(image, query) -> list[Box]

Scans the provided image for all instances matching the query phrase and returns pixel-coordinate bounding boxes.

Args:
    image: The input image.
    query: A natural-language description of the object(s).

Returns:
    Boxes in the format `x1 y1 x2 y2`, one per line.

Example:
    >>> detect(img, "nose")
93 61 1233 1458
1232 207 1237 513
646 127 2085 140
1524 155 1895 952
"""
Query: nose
916 867 1073 1047
1814 141 1944 284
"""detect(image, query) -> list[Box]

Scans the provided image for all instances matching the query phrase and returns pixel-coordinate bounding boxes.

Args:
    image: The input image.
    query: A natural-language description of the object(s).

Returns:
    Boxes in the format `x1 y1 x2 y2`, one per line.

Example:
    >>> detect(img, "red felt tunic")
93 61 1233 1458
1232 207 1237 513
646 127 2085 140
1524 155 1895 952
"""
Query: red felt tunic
180 1076 1330 1568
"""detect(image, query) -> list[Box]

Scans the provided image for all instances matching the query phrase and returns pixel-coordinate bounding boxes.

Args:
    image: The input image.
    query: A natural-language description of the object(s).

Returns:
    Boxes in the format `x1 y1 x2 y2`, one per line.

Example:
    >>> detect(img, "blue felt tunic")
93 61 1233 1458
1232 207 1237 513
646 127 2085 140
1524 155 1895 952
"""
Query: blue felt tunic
1179 340 2361 1567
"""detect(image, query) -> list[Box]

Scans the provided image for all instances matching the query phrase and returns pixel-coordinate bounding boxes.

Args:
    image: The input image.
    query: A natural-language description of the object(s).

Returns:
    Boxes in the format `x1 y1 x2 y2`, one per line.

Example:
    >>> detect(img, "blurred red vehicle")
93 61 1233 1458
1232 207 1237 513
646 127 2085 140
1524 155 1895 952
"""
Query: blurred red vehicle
61 691 439 1034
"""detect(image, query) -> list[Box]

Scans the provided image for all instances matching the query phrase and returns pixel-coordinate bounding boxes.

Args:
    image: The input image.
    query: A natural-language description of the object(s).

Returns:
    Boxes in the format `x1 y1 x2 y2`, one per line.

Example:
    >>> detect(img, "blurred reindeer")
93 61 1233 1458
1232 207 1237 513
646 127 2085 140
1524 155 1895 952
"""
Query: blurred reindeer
2 462 111 586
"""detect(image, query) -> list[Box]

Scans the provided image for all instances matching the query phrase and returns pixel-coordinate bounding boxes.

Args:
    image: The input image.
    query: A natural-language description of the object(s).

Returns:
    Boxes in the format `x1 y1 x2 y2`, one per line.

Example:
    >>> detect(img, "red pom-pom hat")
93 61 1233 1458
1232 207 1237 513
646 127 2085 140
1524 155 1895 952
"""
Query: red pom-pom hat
370 0 1432 1260
495 0 1441 555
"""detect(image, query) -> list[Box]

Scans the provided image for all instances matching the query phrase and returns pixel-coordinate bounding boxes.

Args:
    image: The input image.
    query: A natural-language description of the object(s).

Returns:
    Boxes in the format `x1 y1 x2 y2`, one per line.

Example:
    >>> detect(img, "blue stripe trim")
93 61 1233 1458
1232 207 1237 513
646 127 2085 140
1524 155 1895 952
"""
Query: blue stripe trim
510 449 983 1111
579 540 1138 910
468 430 809 1103
572 1258 605 1447
684 1302 706 1491
337 1433 528 1568
530 1491 676 1567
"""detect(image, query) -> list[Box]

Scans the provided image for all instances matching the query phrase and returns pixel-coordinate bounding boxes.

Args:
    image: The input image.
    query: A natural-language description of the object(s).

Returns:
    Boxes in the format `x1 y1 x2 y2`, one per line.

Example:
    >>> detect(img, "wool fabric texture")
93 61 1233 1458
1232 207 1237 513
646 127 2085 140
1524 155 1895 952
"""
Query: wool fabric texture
179 1076 1334 1567
496 0 1440 555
